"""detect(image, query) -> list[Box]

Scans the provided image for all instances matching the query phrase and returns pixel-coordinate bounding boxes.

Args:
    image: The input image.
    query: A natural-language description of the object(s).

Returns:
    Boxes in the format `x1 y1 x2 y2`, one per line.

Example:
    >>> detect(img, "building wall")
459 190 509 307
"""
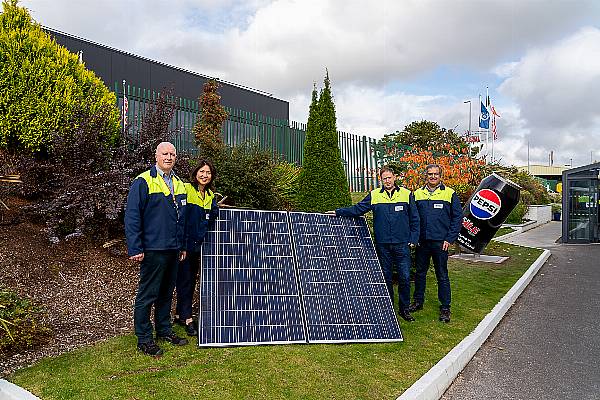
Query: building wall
47 28 289 120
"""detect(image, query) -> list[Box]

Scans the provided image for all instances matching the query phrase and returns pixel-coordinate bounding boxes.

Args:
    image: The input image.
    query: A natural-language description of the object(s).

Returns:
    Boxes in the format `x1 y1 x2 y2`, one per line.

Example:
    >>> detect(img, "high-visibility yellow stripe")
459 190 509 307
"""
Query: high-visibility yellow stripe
414 187 454 202
137 170 186 196
370 187 411 204
185 183 214 209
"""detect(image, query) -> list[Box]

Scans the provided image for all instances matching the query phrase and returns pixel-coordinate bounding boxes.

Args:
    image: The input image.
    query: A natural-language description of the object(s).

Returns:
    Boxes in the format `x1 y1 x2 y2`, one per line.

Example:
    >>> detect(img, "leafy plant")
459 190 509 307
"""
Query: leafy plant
505 202 529 224
0 289 51 355
273 162 301 210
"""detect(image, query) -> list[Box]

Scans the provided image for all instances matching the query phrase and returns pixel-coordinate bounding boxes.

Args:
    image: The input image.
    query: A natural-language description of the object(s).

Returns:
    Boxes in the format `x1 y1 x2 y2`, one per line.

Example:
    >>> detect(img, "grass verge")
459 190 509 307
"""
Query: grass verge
9 241 542 400
494 227 516 238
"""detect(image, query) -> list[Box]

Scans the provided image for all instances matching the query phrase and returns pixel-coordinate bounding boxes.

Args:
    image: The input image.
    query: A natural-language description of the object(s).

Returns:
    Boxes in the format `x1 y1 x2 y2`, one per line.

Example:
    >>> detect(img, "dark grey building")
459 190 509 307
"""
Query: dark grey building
562 162 600 243
47 27 289 120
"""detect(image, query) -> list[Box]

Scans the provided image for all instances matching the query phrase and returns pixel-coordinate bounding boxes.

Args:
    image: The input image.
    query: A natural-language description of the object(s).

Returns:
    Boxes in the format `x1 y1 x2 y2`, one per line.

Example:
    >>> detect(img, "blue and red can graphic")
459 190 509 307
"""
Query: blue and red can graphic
458 174 521 253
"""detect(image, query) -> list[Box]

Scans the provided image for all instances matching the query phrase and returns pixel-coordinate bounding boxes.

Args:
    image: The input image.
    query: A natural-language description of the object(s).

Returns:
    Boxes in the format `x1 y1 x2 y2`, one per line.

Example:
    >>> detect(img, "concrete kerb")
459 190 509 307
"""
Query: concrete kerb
0 379 41 400
397 248 551 400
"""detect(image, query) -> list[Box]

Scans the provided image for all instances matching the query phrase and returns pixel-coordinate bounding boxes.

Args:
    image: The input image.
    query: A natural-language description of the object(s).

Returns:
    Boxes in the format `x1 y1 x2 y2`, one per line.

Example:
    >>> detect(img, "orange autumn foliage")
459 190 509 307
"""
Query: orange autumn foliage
392 145 487 202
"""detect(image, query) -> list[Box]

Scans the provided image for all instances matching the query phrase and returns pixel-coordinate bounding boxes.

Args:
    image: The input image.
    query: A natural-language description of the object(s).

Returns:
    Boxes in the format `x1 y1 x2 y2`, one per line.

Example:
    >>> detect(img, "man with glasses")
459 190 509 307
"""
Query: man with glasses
410 164 462 323
331 166 419 322
125 142 189 356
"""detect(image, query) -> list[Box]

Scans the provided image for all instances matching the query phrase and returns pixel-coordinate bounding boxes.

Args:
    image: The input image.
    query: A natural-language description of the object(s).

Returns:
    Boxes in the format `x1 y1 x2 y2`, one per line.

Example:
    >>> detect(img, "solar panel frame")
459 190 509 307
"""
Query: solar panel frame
198 209 308 347
289 212 403 344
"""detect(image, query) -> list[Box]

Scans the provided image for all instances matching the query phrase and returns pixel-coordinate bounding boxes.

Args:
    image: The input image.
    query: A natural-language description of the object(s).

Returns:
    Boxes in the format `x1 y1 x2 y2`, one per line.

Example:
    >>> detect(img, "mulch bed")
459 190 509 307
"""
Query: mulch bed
0 197 139 377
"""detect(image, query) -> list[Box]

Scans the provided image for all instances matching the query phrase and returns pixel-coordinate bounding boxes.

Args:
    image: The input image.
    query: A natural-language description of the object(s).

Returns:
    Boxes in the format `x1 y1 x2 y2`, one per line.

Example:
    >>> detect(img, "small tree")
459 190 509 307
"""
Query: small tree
0 0 119 153
373 120 477 162
297 71 351 212
194 79 228 158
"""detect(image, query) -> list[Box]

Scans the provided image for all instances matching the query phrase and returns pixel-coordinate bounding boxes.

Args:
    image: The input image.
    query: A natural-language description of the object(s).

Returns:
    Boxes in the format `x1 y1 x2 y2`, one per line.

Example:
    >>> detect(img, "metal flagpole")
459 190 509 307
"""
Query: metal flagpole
122 79 126 134
487 87 492 162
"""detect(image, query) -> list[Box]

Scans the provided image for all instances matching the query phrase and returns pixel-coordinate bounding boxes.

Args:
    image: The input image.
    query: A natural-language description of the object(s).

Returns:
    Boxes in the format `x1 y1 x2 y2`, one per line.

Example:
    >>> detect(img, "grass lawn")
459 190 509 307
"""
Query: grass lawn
494 227 516 238
9 241 542 400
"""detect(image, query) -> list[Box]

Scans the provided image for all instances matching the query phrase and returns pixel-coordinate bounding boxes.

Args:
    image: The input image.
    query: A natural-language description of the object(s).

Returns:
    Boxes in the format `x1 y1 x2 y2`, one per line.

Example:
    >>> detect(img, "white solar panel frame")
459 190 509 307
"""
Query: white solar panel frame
289 212 403 344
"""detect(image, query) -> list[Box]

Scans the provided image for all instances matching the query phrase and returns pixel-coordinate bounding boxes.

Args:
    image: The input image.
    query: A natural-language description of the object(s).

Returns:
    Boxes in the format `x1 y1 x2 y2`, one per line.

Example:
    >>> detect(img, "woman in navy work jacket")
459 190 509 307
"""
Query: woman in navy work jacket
174 159 219 336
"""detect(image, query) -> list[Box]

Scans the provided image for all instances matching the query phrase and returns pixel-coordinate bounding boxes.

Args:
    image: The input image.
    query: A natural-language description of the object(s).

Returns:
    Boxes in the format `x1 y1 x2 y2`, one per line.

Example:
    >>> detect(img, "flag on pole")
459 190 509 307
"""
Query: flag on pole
479 101 489 129
490 104 500 140
123 96 129 128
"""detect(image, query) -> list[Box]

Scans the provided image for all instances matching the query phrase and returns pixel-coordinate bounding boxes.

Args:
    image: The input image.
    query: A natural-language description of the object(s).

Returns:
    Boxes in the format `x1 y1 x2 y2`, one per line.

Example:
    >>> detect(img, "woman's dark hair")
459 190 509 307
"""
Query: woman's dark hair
190 159 217 191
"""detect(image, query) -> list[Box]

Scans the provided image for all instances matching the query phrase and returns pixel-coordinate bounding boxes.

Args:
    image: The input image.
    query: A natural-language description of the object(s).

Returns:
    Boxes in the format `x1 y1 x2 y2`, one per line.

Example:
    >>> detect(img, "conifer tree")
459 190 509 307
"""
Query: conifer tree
297 71 351 212
193 79 228 158
0 0 119 153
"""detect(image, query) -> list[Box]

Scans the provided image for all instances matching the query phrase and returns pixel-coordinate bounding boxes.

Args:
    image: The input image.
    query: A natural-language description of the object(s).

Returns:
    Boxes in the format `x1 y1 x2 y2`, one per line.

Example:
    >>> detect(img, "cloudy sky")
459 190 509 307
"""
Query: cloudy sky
21 0 600 167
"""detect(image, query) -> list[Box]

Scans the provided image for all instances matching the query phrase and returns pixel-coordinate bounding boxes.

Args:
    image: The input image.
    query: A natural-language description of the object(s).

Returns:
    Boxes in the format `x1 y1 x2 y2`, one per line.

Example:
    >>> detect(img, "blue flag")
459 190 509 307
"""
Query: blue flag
479 101 489 129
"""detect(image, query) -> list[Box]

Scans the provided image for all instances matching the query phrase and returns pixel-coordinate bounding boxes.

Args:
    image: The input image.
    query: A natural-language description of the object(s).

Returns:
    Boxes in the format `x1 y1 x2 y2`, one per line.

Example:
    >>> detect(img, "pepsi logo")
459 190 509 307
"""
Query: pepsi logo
470 189 501 220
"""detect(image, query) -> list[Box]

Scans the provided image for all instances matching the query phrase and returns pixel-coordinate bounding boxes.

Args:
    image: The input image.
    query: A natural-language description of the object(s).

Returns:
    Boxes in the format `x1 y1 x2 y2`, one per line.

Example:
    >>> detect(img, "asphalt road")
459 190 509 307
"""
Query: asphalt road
442 223 600 400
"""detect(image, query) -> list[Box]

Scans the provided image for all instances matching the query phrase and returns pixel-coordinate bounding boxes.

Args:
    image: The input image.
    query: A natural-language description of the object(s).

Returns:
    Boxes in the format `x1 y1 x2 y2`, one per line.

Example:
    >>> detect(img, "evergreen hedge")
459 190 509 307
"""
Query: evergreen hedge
297 72 351 212
0 0 119 153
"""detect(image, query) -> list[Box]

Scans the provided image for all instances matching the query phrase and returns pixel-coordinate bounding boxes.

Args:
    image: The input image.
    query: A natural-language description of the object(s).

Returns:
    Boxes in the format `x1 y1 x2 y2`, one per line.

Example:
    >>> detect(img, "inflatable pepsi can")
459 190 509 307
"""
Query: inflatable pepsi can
457 173 521 253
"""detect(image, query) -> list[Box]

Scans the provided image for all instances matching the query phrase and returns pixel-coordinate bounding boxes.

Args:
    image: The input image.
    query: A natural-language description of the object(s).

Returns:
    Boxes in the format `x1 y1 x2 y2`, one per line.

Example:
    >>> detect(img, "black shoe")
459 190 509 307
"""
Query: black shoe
137 340 164 356
408 302 423 313
439 308 451 323
399 309 415 322
158 332 188 346
185 321 198 336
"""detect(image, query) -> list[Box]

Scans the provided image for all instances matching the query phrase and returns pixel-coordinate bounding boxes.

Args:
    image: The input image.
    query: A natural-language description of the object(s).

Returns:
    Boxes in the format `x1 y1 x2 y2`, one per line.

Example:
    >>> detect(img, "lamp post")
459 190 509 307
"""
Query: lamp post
463 100 472 135
464 100 472 156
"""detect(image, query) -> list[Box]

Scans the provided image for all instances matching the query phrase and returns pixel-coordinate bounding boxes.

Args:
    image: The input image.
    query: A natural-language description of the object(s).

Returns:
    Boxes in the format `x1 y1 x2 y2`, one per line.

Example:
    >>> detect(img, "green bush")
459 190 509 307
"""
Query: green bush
0 289 51 355
297 72 351 212
0 0 119 153
505 201 528 224
201 140 290 210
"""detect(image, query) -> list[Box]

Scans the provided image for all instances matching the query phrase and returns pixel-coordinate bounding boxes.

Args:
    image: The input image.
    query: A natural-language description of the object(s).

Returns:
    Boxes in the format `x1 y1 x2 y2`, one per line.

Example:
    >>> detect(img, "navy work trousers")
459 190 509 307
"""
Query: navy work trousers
375 243 411 311
134 250 179 344
413 240 451 309
176 251 200 322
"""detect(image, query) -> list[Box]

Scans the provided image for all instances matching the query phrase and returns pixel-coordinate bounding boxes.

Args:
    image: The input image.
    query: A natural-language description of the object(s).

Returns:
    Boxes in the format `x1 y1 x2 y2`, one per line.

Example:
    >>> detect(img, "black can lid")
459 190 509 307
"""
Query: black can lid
491 172 522 190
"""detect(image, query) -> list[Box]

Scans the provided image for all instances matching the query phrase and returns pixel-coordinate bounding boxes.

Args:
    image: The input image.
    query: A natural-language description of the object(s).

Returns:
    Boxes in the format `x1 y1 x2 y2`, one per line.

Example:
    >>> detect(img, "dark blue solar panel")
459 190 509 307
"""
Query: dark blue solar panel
289 212 403 343
198 209 307 346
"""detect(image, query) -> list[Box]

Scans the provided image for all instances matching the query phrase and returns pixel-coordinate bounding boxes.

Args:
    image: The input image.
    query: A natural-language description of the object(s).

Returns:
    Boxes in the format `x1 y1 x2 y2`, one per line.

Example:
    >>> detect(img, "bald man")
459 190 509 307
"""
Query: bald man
125 142 189 356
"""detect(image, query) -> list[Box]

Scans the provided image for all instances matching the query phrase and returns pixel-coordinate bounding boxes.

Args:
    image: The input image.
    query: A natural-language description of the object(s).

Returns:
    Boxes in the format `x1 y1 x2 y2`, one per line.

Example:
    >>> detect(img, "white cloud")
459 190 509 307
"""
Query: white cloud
18 0 600 167
497 27 600 167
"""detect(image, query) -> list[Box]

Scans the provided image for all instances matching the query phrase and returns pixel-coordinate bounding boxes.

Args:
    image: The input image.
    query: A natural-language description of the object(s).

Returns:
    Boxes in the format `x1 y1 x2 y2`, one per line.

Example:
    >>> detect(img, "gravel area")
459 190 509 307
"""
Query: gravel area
0 199 138 378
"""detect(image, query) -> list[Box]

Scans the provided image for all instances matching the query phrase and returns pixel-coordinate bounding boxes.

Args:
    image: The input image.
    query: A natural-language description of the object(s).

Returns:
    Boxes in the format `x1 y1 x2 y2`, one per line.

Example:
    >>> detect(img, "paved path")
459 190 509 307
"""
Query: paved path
442 222 600 400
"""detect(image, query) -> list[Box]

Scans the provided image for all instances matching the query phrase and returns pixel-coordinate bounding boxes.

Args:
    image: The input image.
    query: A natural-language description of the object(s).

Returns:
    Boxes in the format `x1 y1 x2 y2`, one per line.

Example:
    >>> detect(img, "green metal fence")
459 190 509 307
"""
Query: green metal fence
115 82 380 191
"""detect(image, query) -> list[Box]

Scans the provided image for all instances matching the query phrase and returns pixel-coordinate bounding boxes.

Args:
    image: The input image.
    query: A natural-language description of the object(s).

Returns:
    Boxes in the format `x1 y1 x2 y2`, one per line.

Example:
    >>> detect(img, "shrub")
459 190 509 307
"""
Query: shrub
0 289 51 356
505 202 528 224
12 89 183 242
205 140 289 210
192 79 294 210
0 0 119 153
297 72 352 212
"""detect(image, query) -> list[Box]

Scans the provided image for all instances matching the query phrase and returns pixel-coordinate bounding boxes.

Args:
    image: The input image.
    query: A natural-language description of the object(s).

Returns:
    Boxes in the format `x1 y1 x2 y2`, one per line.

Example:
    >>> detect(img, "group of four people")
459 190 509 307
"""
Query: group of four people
125 142 463 357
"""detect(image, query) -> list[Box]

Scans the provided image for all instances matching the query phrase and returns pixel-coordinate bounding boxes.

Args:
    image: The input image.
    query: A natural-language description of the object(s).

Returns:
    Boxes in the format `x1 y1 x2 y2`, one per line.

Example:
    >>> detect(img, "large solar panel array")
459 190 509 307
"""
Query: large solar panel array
198 209 402 347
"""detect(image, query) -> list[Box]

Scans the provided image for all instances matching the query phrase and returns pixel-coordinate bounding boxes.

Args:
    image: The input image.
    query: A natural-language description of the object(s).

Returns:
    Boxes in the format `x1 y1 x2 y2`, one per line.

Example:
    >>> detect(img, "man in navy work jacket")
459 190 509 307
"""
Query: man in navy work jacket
333 166 420 322
410 164 463 323
125 142 189 356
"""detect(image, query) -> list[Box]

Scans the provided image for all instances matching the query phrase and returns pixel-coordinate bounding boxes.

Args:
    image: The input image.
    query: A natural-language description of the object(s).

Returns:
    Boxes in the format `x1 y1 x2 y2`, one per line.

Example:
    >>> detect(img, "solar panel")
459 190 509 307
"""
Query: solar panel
198 209 403 347
289 212 403 343
198 209 307 346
